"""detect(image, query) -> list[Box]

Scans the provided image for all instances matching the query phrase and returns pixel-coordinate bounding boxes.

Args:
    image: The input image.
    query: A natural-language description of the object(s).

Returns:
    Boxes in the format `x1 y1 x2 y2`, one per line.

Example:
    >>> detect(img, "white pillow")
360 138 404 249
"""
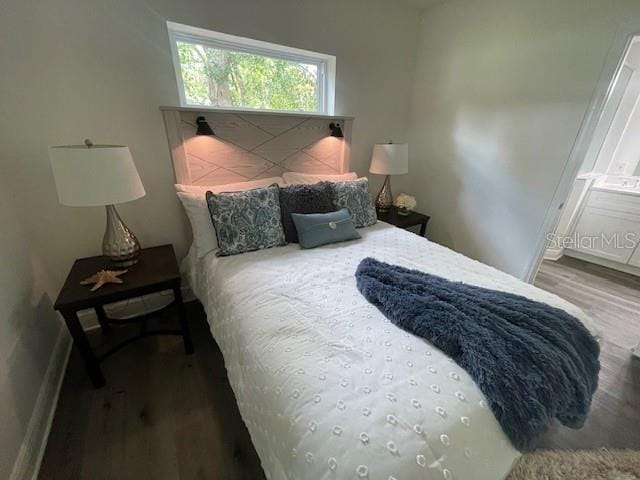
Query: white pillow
176 176 284 193
282 171 358 185
176 192 217 259
175 177 285 259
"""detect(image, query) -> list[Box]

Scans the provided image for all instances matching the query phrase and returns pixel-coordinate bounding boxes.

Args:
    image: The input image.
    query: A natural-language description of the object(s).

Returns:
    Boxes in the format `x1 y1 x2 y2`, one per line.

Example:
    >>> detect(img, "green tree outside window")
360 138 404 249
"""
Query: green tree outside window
178 42 319 112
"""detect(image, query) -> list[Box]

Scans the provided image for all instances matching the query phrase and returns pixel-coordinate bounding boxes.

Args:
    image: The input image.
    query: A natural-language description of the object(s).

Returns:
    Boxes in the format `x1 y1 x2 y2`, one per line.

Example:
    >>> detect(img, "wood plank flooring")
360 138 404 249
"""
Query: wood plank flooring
534 256 640 450
39 256 640 479
38 302 265 480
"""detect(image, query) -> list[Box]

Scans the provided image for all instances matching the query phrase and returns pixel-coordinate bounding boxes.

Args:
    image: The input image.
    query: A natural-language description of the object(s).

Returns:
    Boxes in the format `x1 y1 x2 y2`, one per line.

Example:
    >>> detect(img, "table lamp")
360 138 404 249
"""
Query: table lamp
49 140 146 267
369 142 409 212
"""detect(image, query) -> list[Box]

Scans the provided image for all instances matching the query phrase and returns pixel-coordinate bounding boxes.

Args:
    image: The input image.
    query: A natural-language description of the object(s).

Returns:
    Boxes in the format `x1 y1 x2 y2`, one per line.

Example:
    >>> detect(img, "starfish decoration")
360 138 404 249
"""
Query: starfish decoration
80 269 128 291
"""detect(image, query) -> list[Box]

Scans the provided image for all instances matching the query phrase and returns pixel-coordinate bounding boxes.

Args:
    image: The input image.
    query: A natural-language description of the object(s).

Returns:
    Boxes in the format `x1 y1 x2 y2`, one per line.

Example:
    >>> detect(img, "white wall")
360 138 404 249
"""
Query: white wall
0 182 62 479
0 0 420 475
6 0 640 476
0 0 420 287
544 176 594 261
582 64 633 175
409 0 640 278
604 75 640 176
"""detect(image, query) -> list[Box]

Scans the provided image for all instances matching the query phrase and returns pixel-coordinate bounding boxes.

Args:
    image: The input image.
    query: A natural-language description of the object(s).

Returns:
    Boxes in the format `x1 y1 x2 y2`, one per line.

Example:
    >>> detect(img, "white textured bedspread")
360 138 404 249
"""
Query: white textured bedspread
189 222 594 480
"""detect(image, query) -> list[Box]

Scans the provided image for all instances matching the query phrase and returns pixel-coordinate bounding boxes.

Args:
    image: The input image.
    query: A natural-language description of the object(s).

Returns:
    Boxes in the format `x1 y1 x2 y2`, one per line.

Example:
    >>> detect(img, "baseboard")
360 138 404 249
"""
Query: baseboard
564 249 640 276
9 327 72 480
7 284 194 479
543 248 565 261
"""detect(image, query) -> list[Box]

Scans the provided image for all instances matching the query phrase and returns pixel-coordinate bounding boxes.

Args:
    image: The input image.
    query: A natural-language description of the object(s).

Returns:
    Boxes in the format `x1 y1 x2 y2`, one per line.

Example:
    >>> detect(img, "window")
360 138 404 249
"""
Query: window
167 22 336 114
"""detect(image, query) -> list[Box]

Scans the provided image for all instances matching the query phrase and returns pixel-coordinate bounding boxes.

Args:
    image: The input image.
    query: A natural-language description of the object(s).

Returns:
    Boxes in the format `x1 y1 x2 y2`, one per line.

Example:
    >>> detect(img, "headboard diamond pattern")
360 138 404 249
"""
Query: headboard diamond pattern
161 108 353 186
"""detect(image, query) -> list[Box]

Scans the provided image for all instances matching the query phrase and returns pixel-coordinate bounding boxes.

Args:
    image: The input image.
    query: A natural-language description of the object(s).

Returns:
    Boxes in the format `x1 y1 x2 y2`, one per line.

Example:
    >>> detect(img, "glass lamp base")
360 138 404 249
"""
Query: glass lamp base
375 175 393 212
103 205 141 267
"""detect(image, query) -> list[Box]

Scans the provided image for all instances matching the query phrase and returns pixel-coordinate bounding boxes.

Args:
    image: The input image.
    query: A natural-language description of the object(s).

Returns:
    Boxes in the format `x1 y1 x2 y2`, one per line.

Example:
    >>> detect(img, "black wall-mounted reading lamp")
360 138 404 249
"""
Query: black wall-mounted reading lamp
329 122 344 138
196 116 215 136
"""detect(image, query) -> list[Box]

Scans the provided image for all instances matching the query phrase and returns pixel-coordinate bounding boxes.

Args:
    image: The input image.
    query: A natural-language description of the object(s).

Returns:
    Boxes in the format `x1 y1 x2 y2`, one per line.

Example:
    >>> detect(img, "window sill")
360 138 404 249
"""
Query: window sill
159 105 354 120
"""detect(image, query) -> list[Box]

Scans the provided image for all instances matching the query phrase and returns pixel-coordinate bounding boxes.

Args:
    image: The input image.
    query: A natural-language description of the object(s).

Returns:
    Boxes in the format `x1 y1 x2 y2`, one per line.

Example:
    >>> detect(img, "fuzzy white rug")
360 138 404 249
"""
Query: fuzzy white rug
507 449 640 480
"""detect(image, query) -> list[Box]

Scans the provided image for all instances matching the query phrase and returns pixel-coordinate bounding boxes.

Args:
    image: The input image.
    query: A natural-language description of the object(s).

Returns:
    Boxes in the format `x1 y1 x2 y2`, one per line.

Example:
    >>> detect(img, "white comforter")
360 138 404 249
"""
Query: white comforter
187 222 595 480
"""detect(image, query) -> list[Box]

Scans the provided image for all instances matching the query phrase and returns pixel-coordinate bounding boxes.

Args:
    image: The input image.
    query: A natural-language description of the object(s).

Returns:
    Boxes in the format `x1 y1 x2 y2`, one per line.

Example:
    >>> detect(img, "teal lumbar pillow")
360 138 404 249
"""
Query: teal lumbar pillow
291 208 361 249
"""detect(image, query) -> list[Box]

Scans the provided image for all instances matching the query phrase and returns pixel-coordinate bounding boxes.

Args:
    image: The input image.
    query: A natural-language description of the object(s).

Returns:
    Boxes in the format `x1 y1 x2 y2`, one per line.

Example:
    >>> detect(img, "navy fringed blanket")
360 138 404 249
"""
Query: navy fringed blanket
355 257 600 451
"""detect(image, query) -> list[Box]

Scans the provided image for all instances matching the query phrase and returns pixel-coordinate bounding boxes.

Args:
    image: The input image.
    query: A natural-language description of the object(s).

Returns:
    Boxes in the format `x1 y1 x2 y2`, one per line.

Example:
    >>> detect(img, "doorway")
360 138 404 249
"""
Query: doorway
529 33 640 449
543 36 640 272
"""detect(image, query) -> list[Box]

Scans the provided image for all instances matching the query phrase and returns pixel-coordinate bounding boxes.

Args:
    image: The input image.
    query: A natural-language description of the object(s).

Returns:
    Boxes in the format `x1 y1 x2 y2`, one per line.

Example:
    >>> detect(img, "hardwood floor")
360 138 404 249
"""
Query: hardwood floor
534 256 640 450
38 302 265 480
39 256 640 479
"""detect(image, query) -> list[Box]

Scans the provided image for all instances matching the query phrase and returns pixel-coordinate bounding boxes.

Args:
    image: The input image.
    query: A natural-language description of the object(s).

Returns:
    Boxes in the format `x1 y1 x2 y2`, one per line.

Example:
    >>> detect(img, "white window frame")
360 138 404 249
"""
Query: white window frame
167 21 336 115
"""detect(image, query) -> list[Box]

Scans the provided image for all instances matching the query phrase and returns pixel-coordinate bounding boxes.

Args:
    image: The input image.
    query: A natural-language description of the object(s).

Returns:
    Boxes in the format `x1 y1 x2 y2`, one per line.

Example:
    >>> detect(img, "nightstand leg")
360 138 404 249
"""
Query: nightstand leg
419 222 427 237
94 305 113 336
173 286 194 355
61 309 106 388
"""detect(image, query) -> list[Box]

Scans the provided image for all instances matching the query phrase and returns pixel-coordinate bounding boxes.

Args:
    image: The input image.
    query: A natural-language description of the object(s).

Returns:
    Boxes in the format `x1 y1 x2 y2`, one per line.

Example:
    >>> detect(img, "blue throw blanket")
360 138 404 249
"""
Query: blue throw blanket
355 257 600 451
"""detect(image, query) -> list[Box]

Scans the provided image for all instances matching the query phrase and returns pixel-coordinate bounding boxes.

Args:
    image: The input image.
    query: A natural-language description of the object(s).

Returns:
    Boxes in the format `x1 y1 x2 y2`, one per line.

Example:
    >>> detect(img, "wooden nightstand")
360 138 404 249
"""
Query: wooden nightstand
54 245 194 388
377 206 430 237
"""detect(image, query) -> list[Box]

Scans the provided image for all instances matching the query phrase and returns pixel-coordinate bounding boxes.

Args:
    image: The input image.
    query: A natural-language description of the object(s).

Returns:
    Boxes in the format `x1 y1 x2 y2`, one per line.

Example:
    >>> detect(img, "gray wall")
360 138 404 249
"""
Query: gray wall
408 0 640 278
9 0 640 475
0 0 420 288
0 183 61 480
0 0 420 475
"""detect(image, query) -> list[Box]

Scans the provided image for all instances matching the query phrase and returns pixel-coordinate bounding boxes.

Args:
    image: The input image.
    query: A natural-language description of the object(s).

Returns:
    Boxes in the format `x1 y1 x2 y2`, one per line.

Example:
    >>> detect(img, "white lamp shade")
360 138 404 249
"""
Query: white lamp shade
369 143 409 175
49 144 146 207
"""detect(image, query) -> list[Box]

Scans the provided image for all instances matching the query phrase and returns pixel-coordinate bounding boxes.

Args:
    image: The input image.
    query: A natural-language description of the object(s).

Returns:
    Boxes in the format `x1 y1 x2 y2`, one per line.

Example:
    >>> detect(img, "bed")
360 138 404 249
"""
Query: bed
164 109 596 479
183 220 597 480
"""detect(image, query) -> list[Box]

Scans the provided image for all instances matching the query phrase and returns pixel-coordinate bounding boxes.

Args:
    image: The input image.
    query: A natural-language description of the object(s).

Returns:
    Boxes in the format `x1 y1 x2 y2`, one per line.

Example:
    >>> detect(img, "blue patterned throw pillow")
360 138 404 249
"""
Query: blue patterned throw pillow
206 184 286 256
332 178 377 228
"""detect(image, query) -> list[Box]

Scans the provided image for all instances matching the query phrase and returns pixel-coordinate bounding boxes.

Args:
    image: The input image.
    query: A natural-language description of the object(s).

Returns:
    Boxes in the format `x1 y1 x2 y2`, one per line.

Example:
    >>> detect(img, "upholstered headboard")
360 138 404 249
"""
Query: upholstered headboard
161 107 354 186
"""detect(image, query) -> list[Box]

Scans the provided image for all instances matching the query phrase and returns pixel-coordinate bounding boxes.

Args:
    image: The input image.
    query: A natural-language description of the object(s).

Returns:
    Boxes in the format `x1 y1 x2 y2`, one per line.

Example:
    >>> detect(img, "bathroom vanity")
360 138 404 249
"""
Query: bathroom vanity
565 176 640 275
